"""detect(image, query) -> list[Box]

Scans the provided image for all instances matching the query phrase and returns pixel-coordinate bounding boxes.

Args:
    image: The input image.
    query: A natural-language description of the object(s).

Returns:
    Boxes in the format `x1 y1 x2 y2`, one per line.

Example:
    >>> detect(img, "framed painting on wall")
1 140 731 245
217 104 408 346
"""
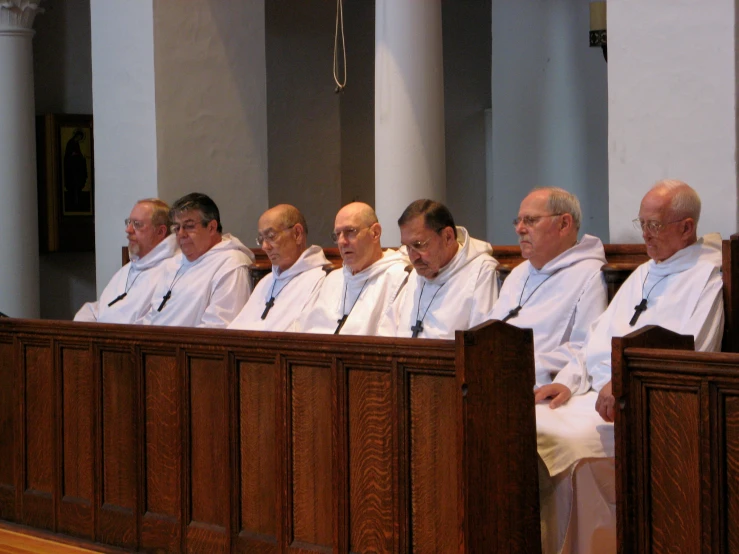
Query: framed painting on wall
37 113 95 252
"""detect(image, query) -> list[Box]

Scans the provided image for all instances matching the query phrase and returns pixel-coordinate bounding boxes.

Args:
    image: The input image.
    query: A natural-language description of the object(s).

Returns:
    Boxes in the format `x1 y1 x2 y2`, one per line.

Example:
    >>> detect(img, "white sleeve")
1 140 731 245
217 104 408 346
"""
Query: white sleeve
682 269 724 352
468 261 500 328
73 301 100 322
198 266 251 328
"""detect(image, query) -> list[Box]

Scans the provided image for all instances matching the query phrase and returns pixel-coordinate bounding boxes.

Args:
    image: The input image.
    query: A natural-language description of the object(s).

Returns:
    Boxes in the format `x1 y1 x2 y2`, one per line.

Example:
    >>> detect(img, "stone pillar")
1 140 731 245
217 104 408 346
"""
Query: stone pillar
375 0 445 245
0 1 42 318
608 0 738 241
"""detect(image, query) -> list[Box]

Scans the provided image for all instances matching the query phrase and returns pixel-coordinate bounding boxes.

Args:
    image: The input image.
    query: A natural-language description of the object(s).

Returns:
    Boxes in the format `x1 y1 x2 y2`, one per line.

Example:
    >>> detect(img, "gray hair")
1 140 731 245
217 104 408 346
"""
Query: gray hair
652 179 701 224
137 198 172 235
170 192 222 233
536 187 582 231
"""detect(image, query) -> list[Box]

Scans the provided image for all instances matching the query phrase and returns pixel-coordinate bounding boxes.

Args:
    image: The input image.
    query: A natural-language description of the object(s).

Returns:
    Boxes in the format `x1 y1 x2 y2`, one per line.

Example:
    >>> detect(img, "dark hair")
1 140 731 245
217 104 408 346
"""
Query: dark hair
170 192 222 233
397 199 456 235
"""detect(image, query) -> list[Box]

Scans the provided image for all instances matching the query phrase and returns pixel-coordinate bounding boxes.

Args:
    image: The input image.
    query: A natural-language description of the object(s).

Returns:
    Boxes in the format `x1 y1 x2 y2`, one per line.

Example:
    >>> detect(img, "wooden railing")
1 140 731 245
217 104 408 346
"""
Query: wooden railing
613 326 739 554
0 319 541 553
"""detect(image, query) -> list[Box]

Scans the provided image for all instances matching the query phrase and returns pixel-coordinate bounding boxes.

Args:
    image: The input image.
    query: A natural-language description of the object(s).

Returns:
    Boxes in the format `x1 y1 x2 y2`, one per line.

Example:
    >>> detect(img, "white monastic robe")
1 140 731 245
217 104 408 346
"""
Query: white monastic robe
74 234 178 324
142 234 255 328
382 227 499 339
489 234 608 387
296 249 410 335
227 245 329 332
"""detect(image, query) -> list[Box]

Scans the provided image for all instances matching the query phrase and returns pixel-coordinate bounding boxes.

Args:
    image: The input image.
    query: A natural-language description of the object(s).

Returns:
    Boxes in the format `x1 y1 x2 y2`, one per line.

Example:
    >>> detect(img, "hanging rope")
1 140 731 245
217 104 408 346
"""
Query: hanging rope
333 0 347 93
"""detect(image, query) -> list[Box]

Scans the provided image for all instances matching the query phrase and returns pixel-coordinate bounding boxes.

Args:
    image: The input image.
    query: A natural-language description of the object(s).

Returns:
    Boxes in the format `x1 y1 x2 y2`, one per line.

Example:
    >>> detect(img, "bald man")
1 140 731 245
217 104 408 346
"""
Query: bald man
74 198 178 324
297 202 410 335
228 205 329 331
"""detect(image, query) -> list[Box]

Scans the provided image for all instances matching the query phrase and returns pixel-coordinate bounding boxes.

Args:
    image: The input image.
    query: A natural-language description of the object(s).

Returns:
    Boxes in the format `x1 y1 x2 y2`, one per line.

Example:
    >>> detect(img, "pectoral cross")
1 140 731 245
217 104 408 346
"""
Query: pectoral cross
629 298 648 326
411 320 424 338
501 305 522 323
157 291 172 312
261 297 275 320
335 315 348 334
108 293 127 307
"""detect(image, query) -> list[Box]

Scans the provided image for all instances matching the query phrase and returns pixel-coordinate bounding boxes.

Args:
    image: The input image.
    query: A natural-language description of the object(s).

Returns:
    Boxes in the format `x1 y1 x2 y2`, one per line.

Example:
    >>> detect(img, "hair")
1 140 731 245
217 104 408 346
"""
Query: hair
170 192 222 233
536 187 582 231
277 204 308 235
138 198 172 235
397 199 456 236
652 179 701 224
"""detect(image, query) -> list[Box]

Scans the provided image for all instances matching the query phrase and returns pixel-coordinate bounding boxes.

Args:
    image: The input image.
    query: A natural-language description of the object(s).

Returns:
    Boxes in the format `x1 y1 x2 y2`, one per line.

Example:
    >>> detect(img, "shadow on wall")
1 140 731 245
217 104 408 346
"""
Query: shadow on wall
40 252 96 320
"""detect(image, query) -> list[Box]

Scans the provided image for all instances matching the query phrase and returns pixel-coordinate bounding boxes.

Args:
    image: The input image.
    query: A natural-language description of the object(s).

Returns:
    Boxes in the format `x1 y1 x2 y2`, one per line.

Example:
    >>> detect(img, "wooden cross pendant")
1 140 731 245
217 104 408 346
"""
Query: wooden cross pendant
629 298 648 326
261 297 275 320
108 292 128 307
157 290 172 312
501 305 522 323
411 320 424 338
334 315 348 334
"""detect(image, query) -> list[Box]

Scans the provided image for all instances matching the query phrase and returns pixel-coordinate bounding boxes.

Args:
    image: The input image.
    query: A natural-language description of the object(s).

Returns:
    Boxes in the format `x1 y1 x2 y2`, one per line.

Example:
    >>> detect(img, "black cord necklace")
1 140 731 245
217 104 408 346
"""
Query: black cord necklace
629 271 669 326
334 279 369 334
501 267 564 323
107 266 144 307
157 264 188 312
411 282 445 338
261 274 297 320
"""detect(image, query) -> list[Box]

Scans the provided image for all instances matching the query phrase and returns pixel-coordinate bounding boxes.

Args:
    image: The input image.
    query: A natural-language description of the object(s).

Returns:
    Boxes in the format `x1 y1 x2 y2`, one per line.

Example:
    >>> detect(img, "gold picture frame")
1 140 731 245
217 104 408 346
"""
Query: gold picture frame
37 114 95 252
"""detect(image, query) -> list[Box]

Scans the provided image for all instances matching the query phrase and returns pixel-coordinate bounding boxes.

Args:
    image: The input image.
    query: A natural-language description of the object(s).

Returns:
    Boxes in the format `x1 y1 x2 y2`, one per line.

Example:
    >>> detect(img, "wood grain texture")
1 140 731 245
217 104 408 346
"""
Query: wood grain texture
23 344 53 494
239 361 277 538
100 351 135 511
647 387 701 553
0 340 14 521
409 373 457 554
725 393 739 552
290 364 332 548
348 370 392 554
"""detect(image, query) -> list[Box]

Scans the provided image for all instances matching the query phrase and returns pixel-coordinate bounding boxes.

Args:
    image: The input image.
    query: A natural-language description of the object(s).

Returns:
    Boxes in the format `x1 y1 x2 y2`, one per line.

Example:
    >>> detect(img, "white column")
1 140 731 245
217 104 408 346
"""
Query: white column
0 1 42 318
608 0 738 242
375 0 445 245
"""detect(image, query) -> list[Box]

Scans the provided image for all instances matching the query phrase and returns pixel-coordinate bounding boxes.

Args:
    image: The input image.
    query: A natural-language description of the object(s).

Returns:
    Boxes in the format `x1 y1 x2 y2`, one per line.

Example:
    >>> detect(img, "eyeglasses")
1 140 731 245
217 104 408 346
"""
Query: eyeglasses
632 217 687 235
331 226 369 243
402 237 433 255
170 220 206 234
512 213 562 227
124 218 147 231
256 225 296 246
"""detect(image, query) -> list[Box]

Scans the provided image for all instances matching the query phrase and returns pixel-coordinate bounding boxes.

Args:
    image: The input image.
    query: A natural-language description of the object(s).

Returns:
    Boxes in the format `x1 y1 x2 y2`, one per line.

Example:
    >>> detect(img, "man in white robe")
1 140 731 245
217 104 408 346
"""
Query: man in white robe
381 199 499 339
296 202 409 335
535 180 724 554
489 188 608 387
142 192 254 328
228 204 329 331
74 198 178 324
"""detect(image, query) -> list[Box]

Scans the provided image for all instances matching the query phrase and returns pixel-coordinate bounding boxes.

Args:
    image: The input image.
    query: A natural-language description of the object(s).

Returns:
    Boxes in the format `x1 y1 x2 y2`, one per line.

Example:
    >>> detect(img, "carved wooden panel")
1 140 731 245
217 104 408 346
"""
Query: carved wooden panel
22 341 54 530
0 339 15 521
347 369 393 554
142 352 181 552
238 360 277 543
290 363 332 549
646 387 701 553
98 348 137 548
409 372 457 553
187 355 230 553
724 392 739 552
59 344 94 539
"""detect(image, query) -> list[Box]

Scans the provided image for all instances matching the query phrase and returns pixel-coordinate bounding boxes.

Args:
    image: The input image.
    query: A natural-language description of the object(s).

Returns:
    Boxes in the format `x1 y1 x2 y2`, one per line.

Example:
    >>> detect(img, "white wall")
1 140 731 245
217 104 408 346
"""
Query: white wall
153 0 268 242
490 0 609 245
608 0 738 242
90 0 159 290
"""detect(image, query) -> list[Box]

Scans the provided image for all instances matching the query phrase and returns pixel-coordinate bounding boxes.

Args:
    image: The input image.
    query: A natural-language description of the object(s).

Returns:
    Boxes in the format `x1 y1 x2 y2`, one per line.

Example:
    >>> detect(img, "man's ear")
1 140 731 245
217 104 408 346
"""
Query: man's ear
370 221 382 241
156 224 168 239
560 213 574 233
682 218 696 237
207 219 218 233
442 226 456 244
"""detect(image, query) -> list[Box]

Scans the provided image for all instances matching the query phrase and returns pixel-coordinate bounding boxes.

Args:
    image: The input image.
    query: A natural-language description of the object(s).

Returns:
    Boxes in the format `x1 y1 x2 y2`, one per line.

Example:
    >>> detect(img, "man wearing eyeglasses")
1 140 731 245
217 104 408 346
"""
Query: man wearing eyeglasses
380 199 499 339
489 187 608 387
74 198 178 323
142 192 255 328
296 202 410 335
228 204 329 331
533 180 723 554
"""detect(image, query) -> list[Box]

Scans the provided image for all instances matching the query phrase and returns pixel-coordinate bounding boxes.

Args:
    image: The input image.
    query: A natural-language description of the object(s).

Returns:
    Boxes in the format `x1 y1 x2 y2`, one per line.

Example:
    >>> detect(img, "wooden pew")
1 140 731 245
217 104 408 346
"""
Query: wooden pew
0 319 541 554
612 325 739 554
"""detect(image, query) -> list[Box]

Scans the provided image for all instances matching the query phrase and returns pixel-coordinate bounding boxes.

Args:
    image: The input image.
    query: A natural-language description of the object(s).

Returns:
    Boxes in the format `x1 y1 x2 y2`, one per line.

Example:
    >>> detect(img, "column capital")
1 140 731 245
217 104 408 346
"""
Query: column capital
0 0 43 31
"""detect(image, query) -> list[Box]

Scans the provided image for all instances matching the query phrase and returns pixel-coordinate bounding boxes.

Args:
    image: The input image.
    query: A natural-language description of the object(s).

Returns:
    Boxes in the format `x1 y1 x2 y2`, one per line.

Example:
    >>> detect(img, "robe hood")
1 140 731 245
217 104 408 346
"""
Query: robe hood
534 234 606 275
181 233 255 268
273 244 330 280
424 226 495 286
647 233 722 278
131 234 179 271
342 248 410 285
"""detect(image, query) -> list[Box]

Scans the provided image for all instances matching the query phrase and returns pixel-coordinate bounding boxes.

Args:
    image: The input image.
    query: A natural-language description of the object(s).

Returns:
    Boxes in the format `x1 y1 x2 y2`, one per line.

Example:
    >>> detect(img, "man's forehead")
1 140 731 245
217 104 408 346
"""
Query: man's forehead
174 209 202 222
519 192 548 213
